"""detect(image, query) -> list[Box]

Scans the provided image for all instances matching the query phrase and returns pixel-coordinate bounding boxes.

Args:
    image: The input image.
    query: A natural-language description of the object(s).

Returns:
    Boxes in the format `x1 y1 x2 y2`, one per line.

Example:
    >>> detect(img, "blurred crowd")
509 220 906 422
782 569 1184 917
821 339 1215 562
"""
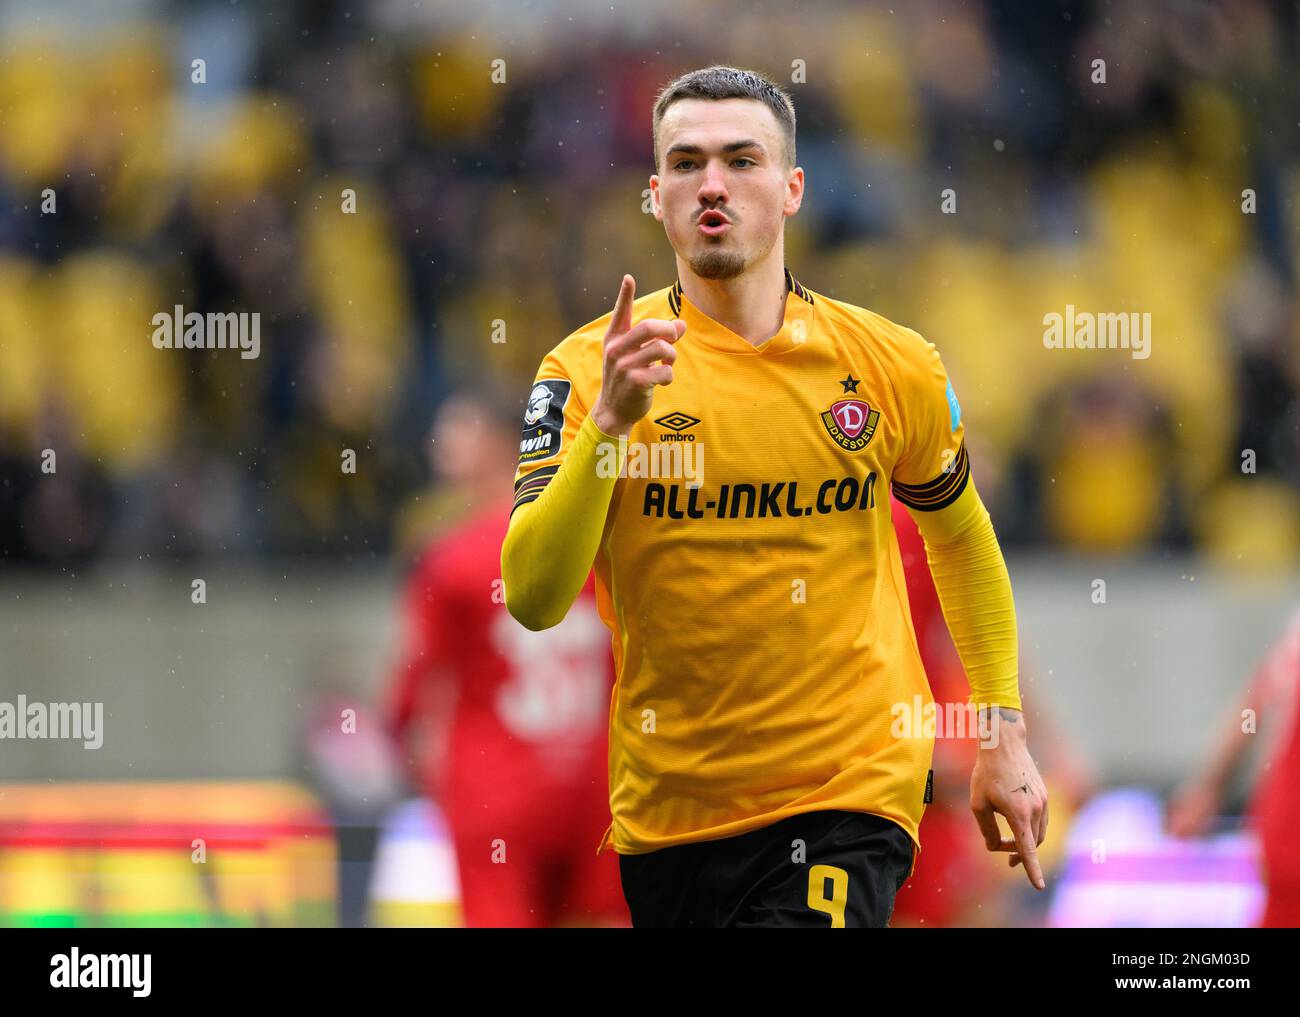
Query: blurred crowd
0 0 1296 566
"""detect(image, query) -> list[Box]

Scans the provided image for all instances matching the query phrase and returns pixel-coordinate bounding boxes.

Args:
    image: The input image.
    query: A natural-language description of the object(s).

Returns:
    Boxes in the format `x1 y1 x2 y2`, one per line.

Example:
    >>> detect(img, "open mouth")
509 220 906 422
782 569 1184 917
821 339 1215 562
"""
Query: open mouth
698 210 731 235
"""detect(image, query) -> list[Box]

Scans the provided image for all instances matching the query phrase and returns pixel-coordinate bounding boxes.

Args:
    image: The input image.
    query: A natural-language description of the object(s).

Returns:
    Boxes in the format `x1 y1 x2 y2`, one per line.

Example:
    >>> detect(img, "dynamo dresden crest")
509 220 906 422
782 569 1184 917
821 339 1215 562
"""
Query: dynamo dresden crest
820 398 881 452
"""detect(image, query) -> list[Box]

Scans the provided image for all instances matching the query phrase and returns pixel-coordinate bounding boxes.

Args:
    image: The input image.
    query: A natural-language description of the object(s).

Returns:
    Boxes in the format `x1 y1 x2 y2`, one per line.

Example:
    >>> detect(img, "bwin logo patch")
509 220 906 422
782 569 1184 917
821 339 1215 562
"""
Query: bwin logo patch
520 379 571 463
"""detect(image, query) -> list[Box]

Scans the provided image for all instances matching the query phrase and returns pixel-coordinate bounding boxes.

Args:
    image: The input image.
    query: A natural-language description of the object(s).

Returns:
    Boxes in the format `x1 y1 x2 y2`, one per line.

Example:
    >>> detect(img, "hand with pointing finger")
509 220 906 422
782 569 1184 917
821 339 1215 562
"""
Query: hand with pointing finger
590 275 686 437
969 706 1050 891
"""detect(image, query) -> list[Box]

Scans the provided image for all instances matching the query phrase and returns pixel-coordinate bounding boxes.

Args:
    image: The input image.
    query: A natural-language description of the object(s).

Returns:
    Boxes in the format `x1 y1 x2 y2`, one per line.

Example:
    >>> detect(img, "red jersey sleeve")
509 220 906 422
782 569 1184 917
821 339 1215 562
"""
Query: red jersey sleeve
383 550 451 742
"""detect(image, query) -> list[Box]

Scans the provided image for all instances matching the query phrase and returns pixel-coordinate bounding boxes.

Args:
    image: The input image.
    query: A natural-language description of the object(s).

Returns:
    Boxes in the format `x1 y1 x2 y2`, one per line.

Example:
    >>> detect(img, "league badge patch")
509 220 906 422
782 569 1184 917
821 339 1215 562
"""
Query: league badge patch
519 379 571 463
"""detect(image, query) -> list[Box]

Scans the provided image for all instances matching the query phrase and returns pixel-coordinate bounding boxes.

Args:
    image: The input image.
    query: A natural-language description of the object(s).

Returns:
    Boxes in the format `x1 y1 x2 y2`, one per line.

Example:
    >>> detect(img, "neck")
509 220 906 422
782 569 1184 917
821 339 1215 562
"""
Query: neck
455 467 513 510
677 244 788 347
476 473 513 507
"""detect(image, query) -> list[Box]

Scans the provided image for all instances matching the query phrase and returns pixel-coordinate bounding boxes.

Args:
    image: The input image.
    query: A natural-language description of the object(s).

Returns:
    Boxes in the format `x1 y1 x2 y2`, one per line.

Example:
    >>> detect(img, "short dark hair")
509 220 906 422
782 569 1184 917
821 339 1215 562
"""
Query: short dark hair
437 379 525 438
652 65 797 171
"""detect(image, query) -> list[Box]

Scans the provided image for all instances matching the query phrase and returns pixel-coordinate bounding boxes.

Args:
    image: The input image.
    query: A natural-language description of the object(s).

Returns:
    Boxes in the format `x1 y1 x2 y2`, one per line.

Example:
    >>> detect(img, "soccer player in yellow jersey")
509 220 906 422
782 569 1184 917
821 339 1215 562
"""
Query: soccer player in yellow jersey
501 65 1049 927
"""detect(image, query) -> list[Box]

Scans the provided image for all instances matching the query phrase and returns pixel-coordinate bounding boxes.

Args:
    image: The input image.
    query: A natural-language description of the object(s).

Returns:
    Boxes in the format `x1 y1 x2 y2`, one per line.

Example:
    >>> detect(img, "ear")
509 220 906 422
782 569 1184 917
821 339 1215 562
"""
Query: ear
783 166 805 217
649 174 663 221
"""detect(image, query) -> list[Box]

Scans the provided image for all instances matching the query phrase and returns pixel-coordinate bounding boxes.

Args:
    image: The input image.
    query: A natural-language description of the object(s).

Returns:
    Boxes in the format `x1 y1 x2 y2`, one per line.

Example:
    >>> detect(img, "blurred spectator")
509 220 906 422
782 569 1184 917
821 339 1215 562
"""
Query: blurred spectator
0 0 1295 567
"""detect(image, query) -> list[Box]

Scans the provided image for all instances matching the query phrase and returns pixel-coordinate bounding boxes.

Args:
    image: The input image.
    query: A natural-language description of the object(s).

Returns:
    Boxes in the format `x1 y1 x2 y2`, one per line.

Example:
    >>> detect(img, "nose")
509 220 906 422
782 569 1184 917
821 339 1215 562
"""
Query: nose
697 158 729 207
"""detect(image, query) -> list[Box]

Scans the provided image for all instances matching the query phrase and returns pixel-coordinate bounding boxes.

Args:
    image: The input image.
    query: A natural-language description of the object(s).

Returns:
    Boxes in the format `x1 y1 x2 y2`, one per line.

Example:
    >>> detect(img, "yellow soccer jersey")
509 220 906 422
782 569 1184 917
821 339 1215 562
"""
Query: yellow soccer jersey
511 267 970 861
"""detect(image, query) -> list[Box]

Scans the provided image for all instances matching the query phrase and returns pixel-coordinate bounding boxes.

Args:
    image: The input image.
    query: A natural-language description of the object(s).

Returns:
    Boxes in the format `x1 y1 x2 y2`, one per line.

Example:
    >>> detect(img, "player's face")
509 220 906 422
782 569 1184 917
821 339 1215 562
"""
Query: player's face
430 394 508 486
651 98 803 280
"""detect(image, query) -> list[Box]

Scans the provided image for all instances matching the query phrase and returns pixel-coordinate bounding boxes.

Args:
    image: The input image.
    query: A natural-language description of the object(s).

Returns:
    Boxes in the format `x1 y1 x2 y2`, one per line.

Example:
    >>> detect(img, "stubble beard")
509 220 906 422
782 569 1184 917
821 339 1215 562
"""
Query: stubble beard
689 245 747 280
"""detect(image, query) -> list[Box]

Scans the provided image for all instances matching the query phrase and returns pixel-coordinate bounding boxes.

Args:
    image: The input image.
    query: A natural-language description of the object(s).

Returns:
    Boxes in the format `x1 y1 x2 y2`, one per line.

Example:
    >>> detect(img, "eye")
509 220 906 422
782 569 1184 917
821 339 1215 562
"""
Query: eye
733 157 755 168
673 160 695 171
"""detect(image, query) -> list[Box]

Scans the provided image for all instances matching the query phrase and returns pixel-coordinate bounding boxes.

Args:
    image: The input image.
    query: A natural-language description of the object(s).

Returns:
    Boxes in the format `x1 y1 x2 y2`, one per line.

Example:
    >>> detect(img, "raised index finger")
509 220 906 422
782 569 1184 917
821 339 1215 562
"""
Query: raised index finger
1010 814 1046 890
606 274 636 340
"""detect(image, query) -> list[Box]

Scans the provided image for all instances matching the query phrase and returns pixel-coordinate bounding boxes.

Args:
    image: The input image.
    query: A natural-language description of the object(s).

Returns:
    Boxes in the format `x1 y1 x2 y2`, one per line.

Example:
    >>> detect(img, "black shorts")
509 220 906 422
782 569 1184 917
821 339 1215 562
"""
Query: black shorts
617 810 915 928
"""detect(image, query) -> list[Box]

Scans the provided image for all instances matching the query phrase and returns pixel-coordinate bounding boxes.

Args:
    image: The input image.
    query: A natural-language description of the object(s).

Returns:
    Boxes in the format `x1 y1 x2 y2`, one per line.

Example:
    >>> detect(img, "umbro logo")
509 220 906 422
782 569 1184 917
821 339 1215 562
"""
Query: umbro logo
655 411 700 442
655 412 699 432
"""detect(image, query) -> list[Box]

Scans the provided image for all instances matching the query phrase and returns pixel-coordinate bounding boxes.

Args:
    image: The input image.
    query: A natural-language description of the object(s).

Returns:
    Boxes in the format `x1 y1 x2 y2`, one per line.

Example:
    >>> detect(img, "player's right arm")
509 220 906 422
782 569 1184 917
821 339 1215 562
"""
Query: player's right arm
501 275 684 631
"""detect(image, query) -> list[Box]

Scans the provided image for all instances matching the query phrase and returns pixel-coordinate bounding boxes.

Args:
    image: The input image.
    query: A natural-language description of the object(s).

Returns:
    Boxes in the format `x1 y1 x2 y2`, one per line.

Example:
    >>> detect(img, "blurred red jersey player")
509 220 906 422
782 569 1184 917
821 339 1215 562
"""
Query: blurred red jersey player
383 387 628 927
1169 604 1300 927
889 495 1096 926
888 495 995 926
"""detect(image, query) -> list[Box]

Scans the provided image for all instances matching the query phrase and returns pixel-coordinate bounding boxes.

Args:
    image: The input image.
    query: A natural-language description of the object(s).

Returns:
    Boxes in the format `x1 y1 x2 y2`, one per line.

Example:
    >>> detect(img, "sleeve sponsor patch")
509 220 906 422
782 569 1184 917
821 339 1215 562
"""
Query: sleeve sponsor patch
519 379 571 463
945 379 961 432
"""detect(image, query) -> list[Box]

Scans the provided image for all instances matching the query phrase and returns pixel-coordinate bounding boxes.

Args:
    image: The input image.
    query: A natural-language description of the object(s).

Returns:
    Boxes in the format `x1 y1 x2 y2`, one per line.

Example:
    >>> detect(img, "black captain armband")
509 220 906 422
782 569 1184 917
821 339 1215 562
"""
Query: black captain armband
512 464 559 516
891 442 970 511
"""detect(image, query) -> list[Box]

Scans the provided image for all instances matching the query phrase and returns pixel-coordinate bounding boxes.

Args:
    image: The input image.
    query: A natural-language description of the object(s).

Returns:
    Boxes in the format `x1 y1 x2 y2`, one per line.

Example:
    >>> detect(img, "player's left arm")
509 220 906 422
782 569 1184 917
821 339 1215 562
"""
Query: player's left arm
891 334 1049 891
1168 606 1300 838
383 559 436 746
382 553 456 795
